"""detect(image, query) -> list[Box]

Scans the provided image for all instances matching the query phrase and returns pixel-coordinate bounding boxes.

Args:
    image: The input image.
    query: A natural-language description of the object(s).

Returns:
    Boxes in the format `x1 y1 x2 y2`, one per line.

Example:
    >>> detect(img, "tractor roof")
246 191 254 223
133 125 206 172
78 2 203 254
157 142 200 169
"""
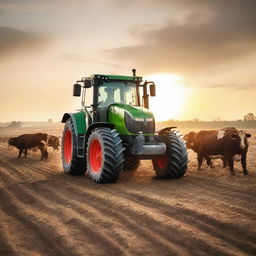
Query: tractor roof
92 74 143 82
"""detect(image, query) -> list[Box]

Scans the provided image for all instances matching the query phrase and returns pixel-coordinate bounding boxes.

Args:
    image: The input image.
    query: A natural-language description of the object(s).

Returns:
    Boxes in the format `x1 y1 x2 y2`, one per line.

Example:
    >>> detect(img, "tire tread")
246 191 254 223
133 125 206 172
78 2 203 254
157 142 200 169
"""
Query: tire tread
153 131 188 179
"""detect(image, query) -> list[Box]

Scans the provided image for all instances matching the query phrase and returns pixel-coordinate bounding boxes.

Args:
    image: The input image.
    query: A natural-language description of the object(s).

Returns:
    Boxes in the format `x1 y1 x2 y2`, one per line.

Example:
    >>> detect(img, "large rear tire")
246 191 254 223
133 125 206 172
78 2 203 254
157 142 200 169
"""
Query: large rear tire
87 128 124 183
123 157 140 171
152 131 188 179
61 118 86 175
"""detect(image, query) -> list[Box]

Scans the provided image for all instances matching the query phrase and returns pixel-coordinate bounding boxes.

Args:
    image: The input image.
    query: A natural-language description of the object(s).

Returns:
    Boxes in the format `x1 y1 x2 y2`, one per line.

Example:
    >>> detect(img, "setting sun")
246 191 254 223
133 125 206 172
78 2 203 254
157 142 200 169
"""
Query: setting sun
145 74 187 121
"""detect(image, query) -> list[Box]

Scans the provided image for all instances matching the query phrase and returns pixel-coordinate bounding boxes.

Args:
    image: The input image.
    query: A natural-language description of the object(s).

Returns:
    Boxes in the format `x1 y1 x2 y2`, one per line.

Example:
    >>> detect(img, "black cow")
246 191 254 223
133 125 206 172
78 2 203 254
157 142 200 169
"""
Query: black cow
8 133 48 160
184 128 251 175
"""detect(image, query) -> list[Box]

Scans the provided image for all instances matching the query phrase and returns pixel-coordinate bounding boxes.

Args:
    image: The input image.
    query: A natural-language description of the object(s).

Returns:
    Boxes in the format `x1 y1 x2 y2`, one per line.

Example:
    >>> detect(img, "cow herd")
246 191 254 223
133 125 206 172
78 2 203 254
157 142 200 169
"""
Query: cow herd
8 133 60 160
4 127 253 176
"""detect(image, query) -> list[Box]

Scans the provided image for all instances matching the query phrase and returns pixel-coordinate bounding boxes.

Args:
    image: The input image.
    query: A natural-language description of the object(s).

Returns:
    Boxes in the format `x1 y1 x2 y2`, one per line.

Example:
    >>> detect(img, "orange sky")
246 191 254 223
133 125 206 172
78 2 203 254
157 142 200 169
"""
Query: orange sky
0 0 255 122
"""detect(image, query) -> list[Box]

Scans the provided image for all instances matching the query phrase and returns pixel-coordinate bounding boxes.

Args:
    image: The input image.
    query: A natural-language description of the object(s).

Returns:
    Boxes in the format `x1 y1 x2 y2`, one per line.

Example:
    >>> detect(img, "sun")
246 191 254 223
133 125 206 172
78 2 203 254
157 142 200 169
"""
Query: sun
145 74 187 121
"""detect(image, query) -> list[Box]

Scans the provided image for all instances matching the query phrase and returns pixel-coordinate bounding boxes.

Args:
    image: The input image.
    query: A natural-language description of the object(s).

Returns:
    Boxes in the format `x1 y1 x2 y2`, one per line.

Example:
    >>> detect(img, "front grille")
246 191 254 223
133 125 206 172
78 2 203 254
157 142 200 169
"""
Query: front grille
125 112 155 134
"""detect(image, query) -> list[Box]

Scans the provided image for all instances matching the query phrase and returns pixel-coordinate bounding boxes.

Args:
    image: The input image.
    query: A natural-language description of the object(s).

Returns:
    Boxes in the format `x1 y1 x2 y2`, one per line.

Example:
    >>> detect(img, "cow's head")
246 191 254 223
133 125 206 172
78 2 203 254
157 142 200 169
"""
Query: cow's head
184 131 197 149
48 135 60 150
8 137 16 150
8 137 16 146
238 130 251 149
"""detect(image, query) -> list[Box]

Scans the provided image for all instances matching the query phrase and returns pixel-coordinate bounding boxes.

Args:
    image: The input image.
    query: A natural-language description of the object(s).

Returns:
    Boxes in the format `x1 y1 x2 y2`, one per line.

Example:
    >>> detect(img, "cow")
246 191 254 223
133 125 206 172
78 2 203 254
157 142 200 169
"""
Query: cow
184 130 217 167
47 135 60 151
8 133 49 160
184 128 236 168
184 128 251 175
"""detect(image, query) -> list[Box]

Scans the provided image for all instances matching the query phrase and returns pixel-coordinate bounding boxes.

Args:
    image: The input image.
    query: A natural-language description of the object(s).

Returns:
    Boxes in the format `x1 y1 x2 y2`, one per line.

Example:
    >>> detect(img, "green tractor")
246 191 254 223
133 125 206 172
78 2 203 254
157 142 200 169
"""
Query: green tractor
61 69 188 183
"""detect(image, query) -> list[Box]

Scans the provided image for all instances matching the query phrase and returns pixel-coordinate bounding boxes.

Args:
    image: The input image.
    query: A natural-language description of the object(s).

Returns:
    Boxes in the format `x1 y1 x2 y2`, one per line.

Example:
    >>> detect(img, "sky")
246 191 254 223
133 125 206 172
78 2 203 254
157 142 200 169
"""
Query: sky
0 0 256 122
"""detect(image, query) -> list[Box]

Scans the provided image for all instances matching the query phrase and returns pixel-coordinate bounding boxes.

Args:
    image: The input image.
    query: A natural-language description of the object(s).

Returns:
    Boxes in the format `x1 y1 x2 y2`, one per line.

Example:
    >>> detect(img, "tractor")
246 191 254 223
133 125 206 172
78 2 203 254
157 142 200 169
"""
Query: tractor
61 69 188 183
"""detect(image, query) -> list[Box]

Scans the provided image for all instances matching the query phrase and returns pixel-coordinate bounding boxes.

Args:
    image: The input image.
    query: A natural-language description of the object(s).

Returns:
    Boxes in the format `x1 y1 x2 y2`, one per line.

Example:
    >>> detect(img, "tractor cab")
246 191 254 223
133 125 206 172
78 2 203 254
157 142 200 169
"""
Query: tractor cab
96 79 140 123
98 81 139 108
73 72 156 126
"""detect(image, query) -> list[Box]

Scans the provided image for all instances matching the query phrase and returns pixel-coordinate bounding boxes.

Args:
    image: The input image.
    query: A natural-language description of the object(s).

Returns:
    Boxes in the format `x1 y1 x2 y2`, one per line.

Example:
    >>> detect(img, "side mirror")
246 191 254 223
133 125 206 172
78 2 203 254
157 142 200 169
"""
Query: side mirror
73 83 81 96
84 80 91 88
149 83 156 96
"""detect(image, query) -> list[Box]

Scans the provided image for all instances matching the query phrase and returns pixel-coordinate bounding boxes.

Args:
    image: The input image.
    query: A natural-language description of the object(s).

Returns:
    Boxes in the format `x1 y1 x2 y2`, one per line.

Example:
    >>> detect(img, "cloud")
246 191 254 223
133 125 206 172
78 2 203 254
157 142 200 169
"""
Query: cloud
107 0 256 74
0 0 89 12
202 83 255 90
0 27 51 57
0 0 47 12
60 53 129 68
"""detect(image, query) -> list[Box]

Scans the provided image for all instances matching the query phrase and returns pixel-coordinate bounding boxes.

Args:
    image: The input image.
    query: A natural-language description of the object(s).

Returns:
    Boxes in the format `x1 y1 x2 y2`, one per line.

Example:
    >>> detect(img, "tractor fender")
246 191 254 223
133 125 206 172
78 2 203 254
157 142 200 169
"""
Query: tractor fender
62 112 88 136
62 112 88 158
157 126 177 135
86 122 115 139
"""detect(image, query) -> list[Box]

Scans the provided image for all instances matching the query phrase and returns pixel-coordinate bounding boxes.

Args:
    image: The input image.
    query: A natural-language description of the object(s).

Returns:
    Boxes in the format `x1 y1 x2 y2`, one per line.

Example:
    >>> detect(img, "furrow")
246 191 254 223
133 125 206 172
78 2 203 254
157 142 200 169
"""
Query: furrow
58 180 235 256
3 183 129 256
40 181 190 256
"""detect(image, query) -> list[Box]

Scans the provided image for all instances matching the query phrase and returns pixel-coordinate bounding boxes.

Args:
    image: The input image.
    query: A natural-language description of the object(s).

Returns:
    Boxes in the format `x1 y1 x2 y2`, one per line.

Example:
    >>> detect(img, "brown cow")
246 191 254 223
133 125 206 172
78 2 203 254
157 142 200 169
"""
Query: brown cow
47 135 60 151
184 128 251 175
8 133 49 160
184 130 217 167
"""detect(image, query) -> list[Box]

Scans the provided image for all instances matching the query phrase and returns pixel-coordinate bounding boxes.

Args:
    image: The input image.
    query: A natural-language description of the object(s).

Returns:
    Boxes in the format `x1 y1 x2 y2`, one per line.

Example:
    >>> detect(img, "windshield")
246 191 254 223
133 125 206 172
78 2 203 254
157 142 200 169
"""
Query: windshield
98 81 139 107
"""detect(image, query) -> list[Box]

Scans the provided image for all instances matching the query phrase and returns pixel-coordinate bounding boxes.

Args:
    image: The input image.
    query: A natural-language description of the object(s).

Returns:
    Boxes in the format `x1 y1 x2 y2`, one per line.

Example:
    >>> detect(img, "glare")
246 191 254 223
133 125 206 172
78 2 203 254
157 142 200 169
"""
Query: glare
145 74 187 121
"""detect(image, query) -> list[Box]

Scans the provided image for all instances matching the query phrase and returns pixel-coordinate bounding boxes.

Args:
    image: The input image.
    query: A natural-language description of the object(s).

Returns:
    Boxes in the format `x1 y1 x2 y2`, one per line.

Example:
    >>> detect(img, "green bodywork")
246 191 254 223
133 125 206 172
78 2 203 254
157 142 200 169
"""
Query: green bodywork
108 104 155 135
65 103 155 136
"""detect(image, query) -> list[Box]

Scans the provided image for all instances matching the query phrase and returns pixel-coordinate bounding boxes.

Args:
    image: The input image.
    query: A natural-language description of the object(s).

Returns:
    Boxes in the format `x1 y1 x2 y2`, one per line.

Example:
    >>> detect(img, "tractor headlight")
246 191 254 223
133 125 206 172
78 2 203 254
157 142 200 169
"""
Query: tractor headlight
134 117 154 122
134 117 144 122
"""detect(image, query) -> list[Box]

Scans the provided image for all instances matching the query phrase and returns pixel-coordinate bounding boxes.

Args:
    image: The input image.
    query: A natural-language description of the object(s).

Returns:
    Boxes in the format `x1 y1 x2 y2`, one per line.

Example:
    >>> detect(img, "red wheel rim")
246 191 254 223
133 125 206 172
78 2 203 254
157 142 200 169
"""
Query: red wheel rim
156 156 168 169
64 129 72 164
89 139 102 173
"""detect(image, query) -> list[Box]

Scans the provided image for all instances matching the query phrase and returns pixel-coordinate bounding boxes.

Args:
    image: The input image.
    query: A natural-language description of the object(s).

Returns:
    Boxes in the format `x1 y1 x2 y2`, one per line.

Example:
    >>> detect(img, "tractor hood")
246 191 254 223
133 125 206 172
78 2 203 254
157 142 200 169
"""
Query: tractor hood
108 104 155 135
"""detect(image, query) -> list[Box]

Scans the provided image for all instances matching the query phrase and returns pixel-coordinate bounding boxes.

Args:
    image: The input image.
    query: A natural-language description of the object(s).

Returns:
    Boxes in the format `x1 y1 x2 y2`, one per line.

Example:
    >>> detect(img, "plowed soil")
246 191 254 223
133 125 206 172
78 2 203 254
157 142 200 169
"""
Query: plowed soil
0 128 256 256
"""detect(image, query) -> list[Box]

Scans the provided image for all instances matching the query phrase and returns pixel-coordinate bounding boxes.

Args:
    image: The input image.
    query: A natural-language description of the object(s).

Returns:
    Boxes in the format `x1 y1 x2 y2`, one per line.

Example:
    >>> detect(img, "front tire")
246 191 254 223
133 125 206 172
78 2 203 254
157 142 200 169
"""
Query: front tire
87 128 124 183
61 118 86 175
152 131 188 179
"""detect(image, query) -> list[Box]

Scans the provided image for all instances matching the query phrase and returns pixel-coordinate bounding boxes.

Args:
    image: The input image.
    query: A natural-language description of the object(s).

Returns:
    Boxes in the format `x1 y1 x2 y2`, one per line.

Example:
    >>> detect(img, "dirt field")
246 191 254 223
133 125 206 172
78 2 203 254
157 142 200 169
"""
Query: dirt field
0 127 256 256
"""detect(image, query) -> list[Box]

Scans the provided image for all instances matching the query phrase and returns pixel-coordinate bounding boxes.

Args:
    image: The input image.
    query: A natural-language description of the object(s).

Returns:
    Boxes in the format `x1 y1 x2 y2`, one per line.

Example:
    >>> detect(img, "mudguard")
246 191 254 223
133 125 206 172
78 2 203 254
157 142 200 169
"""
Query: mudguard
86 122 115 138
62 111 88 135
157 127 177 135
62 111 89 158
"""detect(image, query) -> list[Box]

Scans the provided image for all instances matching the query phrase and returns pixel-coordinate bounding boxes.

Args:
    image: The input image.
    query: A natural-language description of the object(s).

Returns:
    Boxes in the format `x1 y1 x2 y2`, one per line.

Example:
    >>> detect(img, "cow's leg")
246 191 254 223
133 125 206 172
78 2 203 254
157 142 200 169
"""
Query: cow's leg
43 149 48 160
205 156 213 168
228 159 235 175
38 144 48 160
223 158 227 168
18 148 23 158
38 145 44 160
225 153 235 175
197 152 204 170
24 148 28 158
241 151 248 175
